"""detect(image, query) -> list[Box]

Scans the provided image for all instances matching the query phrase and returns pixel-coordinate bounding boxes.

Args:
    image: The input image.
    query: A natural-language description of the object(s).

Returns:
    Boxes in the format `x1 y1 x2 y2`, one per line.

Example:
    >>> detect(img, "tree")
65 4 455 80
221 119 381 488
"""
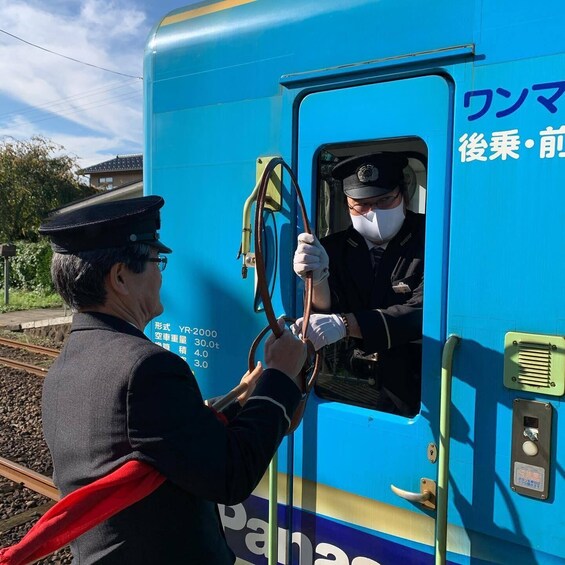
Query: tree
0 136 96 242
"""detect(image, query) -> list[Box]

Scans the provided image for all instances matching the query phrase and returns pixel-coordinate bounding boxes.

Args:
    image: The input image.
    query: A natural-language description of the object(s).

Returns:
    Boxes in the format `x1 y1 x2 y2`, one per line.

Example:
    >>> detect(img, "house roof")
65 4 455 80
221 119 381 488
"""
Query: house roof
79 154 143 174
52 179 144 214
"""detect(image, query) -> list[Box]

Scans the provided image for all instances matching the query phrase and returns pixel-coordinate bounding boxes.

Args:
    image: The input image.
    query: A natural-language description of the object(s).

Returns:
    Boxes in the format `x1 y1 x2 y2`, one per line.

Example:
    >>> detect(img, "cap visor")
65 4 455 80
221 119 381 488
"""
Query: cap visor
344 185 394 199
151 240 172 254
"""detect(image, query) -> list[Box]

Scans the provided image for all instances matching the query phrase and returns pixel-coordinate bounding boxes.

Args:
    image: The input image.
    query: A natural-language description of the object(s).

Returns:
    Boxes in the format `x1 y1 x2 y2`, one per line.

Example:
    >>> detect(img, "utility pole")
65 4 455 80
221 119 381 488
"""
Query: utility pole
1 244 16 305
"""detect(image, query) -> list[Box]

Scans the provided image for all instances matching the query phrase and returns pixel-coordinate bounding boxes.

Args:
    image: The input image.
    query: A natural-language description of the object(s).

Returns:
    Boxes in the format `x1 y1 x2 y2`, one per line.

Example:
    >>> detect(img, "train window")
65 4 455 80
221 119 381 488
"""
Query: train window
313 139 427 417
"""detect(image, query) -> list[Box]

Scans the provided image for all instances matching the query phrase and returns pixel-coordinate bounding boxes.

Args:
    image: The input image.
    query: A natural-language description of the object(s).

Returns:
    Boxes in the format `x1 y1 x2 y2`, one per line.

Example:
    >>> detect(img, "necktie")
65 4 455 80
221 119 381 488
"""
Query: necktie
370 247 384 278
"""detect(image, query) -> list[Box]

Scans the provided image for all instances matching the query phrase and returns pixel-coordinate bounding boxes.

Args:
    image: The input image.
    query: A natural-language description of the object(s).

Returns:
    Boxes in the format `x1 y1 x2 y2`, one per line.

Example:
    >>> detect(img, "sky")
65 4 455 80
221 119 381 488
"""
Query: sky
0 0 199 173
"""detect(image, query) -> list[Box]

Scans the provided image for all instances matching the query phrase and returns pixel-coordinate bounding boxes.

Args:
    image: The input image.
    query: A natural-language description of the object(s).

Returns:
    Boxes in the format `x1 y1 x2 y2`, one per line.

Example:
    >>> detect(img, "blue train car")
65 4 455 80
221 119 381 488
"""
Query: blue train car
143 1 565 563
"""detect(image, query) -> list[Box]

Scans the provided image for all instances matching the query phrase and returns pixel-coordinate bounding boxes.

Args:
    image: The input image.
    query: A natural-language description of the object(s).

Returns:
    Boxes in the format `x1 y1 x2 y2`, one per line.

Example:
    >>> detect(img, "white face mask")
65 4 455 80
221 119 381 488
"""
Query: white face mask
350 202 406 244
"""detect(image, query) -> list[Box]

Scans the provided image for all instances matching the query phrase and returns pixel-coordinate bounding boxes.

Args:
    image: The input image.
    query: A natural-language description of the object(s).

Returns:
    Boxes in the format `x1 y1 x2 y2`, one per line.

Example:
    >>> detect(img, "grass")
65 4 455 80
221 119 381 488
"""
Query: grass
0 289 63 313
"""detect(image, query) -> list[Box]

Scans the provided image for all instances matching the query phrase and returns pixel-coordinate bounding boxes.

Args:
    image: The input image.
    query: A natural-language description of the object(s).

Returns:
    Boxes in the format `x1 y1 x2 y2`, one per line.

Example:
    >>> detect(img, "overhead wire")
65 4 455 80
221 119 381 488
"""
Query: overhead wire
10 90 142 127
0 80 140 122
0 28 142 80
0 27 143 130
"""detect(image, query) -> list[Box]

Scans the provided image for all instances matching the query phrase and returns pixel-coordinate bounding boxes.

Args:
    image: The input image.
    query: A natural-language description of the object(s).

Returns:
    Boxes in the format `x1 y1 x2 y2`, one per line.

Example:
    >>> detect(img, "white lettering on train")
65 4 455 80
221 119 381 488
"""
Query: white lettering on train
219 504 381 565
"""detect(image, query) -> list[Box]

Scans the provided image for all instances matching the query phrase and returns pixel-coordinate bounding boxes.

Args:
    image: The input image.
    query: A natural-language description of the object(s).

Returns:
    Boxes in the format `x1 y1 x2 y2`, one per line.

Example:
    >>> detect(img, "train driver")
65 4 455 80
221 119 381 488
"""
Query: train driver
38 195 306 564
292 152 424 416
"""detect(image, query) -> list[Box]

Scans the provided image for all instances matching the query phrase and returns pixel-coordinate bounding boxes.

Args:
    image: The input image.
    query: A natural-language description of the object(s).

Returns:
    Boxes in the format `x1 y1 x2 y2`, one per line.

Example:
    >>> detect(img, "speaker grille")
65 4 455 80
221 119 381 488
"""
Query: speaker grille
504 332 564 396
517 342 552 388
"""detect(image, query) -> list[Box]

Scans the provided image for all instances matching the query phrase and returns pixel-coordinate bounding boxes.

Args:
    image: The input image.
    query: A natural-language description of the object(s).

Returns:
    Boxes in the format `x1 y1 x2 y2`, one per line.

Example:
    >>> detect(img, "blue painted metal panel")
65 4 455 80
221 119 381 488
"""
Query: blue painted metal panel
294 76 452 511
223 495 443 565
144 93 288 400
147 0 565 109
220 495 563 565
477 1 565 64
448 50 565 561
147 0 475 111
144 1 565 563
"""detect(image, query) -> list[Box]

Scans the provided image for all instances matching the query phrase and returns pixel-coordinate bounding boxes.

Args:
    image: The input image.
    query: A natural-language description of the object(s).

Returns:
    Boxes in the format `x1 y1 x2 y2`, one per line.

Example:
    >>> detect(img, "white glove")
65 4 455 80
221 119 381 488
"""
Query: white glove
291 313 346 351
293 233 329 286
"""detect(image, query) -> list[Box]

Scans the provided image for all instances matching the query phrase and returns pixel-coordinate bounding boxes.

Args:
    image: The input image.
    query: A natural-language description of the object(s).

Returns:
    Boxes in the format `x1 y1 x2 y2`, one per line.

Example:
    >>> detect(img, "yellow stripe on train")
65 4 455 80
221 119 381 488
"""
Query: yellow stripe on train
247 472 472 557
161 0 257 27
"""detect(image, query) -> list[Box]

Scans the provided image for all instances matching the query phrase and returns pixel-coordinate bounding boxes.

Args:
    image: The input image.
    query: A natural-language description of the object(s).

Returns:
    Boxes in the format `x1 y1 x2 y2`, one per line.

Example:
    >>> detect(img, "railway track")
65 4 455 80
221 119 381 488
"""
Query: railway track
0 338 59 498
0 336 59 377
0 457 59 502
0 334 69 561
0 357 49 377
0 458 59 549
0 337 59 358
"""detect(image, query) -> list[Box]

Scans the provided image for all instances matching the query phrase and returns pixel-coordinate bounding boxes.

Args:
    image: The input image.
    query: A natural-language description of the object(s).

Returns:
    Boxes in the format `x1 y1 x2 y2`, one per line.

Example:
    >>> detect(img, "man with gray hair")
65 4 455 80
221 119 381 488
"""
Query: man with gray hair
38 195 306 564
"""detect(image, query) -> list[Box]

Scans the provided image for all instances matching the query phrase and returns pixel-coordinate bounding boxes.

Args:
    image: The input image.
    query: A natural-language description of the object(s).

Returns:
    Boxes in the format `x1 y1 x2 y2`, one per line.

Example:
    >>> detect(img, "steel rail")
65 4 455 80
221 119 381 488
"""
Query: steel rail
0 357 49 377
0 457 59 501
0 337 59 358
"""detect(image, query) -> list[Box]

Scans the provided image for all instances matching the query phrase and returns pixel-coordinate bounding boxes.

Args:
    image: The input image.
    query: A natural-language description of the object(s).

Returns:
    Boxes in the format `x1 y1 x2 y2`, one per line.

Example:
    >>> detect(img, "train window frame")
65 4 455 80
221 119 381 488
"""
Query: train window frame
313 138 427 417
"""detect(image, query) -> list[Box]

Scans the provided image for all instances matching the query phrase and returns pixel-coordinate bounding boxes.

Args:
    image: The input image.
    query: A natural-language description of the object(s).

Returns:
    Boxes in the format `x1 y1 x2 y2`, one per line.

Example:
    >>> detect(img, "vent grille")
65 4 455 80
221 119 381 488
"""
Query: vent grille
517 342 552 388
504 331 564 396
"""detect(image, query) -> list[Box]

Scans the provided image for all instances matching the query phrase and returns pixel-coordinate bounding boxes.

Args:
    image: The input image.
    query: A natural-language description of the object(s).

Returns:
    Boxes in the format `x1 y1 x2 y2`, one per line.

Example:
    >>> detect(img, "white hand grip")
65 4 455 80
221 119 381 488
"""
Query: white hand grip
390 483 432 503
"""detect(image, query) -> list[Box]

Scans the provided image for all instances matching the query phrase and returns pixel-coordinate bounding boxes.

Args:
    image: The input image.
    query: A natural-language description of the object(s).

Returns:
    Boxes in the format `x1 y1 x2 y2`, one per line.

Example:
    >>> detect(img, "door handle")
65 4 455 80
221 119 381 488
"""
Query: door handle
238 156 282 279
391 478 436 509
436 334 461 565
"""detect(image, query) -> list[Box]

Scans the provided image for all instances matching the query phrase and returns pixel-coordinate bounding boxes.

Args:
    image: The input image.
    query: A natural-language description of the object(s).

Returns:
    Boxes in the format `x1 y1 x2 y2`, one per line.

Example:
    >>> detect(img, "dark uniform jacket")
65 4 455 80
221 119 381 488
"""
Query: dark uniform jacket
42 312 301 564
320 210 425 414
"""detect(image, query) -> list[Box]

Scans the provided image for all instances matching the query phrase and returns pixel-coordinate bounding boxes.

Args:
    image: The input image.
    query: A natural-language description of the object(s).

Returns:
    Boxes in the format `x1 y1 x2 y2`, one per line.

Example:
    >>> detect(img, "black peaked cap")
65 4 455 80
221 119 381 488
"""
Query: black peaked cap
39 195 172 254
332 152 409 199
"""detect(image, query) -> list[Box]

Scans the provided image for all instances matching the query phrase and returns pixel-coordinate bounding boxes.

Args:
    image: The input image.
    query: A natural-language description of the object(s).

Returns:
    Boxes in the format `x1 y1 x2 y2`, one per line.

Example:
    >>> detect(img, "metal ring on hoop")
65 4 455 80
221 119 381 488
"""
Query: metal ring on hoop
250 158 322 434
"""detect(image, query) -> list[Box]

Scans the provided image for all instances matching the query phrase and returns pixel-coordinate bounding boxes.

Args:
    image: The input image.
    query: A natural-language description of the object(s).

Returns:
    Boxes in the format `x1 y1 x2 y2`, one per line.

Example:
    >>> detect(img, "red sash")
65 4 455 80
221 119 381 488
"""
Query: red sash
0 405 230 565
0 461 164 565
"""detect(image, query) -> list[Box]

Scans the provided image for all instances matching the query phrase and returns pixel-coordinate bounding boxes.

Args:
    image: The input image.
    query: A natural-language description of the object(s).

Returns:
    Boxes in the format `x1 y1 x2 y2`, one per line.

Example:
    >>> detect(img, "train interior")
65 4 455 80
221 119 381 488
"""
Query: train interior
312 138 428 414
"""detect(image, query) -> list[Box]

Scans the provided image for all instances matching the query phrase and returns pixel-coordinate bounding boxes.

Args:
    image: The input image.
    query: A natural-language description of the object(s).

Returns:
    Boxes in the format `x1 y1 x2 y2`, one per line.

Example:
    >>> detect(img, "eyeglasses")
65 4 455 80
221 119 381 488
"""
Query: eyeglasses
347 189 403 214
146 255 168 272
